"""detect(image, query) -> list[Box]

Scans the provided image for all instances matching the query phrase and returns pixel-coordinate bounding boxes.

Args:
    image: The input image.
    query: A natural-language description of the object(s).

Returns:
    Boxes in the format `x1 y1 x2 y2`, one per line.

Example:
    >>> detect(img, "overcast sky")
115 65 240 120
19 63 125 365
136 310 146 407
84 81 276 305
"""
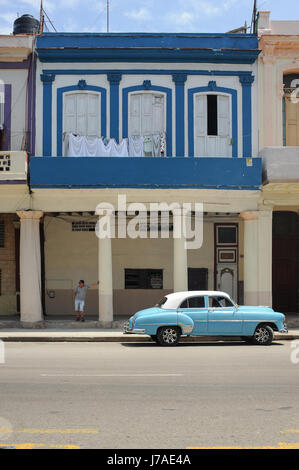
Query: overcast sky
0 0 298 35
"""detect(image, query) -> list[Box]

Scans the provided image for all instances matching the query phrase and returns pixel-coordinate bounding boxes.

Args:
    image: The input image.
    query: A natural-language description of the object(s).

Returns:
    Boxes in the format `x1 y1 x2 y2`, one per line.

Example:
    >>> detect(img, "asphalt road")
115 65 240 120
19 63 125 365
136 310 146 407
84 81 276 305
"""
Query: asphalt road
1 340 299 449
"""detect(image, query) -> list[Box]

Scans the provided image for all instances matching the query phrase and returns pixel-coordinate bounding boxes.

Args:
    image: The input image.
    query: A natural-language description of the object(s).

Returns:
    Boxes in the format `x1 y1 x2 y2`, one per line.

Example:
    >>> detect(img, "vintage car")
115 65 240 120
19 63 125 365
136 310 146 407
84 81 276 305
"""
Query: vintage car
123 291 288 346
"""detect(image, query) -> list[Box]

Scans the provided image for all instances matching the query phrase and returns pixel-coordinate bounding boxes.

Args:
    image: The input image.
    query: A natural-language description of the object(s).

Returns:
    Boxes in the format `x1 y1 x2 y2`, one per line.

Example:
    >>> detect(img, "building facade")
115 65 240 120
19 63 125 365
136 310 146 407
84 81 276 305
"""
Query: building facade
258 11 299 315
1 30 267 324
0 34 35 316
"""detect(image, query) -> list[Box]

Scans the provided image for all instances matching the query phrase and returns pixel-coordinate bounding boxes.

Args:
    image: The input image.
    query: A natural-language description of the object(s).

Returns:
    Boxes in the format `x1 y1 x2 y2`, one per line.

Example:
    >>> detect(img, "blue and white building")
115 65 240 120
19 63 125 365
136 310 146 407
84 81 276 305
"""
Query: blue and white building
12 31 264 324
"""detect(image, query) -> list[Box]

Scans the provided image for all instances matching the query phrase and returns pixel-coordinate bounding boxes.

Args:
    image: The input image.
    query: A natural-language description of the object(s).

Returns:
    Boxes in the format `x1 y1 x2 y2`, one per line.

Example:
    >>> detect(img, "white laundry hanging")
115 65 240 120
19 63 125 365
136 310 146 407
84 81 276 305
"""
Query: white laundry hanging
128 136 145 157
110 138 129 157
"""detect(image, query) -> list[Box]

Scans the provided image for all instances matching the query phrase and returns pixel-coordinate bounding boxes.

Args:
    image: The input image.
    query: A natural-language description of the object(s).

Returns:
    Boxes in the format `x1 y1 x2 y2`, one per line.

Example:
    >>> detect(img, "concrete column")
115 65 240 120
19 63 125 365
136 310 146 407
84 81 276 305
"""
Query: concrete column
97 213 113 325
240 209 273 306
173 212 188 292
257 208 273 307
17 211 43 323
240 211 259 305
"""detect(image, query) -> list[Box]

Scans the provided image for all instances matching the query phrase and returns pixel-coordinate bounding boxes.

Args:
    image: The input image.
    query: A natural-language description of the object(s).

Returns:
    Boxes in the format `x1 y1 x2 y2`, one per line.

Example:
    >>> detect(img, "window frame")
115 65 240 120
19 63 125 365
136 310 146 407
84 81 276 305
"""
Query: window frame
124 268 163 290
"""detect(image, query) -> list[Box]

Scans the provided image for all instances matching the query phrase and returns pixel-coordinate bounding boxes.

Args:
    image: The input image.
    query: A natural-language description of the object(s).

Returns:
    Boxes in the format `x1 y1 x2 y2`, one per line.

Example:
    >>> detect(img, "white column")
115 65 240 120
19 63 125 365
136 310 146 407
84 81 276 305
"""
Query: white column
240 209 273 306
17 211 43 323
257 208 273 307
173 212 188 292
97 214 113 325
240 211 259 305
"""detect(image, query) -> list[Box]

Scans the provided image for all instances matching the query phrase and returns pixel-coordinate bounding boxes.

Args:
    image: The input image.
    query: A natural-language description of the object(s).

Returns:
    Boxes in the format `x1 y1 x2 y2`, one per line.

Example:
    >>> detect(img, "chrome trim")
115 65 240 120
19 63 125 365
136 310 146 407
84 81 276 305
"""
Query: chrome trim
279 327 288 334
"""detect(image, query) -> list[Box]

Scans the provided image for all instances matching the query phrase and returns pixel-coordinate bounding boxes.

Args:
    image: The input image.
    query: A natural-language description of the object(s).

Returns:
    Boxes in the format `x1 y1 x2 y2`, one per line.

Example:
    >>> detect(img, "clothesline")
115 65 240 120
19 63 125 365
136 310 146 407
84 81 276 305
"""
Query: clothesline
65 133 166 157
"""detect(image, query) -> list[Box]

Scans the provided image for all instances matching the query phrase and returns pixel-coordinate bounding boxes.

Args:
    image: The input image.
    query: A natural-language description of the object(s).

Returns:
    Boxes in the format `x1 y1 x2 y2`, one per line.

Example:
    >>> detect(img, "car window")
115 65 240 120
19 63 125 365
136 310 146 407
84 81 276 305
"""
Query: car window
180 296 205 308
209 296 234 308
156 297 167 307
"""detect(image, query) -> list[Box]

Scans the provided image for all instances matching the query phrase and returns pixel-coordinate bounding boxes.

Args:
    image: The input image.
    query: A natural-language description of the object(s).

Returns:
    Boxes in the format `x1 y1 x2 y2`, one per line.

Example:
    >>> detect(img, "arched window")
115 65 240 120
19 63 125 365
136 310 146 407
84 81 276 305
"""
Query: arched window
129 92 166 155
63 91 101 140
283 73 299 146
194 93 232 157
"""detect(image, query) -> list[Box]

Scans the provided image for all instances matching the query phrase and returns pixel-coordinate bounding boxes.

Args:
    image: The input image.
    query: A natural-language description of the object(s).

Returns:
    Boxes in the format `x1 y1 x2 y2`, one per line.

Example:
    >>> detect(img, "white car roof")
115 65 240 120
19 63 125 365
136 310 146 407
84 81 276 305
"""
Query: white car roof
161 291 232 309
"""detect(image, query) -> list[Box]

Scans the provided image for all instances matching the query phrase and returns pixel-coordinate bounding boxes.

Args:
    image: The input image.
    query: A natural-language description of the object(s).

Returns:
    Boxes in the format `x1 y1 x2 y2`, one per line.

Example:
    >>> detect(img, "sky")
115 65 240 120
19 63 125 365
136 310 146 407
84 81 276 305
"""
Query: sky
0 0 298 35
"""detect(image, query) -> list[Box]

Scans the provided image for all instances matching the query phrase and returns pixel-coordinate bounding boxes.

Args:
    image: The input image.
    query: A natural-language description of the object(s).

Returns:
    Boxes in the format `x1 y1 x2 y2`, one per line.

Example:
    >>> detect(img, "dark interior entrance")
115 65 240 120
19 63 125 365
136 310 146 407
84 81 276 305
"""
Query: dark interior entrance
188 268 208 291
272 211 299 313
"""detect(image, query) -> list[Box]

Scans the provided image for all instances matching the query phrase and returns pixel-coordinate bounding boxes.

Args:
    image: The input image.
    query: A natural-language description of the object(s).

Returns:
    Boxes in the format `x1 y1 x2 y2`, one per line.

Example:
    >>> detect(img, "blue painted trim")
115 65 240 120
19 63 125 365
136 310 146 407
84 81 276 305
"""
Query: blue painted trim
188 84 238 158
122 84 173 156
239 75 254 158
41 73 55 156
29 156 262 190
56 84 107 156
43 69 255 77
107 72 122 141
173 74 187 156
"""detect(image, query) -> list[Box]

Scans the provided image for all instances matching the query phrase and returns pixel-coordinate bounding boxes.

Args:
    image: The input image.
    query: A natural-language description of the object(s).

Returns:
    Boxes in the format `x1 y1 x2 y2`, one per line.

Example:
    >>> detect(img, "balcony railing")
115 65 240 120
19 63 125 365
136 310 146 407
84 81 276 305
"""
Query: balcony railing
261 147 299 183
29 156 262 190
0 151 28 182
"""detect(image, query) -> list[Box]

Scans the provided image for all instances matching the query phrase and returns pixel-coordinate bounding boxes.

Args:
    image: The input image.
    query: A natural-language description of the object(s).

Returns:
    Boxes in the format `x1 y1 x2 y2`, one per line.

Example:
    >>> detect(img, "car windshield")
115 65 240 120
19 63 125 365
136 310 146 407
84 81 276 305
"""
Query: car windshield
156 297 167 308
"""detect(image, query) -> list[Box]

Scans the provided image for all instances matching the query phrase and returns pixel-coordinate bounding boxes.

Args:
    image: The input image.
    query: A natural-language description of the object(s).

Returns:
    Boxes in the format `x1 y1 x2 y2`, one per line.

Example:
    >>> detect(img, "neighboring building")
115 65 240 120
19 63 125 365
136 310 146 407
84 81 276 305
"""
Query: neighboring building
23 31 262 324
258 11 299 315
0 33 36 316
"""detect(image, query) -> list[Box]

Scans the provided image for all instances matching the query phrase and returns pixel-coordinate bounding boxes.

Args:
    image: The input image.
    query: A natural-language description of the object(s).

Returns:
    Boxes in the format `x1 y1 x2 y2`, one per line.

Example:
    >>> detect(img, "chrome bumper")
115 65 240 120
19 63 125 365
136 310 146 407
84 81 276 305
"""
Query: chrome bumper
279 327 288 334
123 321 145 335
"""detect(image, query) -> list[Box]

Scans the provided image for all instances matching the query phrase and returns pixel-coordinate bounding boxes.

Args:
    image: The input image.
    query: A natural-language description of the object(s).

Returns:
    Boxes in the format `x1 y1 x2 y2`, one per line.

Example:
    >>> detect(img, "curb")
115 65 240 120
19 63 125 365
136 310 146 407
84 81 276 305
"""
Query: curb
0 333 297 343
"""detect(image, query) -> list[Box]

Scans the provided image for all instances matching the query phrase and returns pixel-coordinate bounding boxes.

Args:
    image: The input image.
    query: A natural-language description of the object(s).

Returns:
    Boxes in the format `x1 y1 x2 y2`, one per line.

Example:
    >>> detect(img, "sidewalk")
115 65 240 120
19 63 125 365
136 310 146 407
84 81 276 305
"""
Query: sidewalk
0 328 298 342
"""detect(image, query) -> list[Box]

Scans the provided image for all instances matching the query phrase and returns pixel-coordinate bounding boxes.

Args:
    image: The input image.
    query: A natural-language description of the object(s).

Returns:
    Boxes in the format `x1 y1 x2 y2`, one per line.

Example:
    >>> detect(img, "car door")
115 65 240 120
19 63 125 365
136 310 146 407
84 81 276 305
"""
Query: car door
207 295 242 335
177 295 208 335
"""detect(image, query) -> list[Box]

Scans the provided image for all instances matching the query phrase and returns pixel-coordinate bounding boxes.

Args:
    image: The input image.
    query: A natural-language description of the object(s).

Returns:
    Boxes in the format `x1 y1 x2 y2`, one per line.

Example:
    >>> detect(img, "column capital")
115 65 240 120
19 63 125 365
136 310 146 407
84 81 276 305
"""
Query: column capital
240 211 259 221
17 211 44 220
172 73 188 85
107 72 122 85
40 73 55 83
239 74 255 86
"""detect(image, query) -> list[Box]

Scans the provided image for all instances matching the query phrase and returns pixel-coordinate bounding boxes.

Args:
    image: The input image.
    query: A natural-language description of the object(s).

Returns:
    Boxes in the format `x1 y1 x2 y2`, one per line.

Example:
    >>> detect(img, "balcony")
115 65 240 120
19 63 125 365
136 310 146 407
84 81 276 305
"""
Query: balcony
0 151 28 183
29 156 261 190
261 147 299 184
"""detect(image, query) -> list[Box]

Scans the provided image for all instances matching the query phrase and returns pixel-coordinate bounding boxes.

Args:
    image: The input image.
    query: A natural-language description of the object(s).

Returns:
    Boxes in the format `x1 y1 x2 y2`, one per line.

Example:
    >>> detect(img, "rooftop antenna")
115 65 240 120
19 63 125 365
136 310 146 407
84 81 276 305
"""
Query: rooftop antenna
251 0 258 34
107 0 110 32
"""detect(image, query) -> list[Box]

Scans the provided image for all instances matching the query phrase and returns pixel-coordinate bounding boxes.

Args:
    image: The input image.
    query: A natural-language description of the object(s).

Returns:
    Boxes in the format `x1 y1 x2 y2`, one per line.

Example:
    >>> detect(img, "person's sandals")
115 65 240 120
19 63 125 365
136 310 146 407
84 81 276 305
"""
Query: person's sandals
81 317 85 322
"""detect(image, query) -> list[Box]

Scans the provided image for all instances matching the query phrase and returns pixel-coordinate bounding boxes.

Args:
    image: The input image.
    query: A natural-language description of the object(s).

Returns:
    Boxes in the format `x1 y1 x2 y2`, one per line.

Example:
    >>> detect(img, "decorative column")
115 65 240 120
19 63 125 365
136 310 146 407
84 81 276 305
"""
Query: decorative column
172 73 187 157
97 209 114 325
41 73 55 156
257 208 273 307
239 74 255 158
17 211 43 323
240 209 273 306
107 72 122 142
240 211 259 305
261 51 276 147
173 211 188 292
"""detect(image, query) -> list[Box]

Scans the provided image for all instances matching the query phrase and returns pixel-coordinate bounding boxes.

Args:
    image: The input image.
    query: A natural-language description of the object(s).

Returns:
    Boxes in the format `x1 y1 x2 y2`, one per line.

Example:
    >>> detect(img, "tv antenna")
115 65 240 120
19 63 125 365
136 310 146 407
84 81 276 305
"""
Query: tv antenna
107 0 110 32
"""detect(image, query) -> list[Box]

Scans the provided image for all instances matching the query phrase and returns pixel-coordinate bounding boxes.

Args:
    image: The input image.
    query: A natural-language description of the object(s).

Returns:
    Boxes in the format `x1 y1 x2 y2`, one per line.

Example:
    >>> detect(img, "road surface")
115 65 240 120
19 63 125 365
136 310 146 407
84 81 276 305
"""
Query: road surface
1 340 299 449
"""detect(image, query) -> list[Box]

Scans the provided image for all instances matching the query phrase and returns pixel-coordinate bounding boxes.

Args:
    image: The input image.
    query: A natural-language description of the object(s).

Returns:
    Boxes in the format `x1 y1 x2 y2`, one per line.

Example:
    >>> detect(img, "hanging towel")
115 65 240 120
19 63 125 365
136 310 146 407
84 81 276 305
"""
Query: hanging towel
129 136 144 157
110 138 129 157
143 135 153 156
152 134 161 157
160 132 166 155
67 133 86 157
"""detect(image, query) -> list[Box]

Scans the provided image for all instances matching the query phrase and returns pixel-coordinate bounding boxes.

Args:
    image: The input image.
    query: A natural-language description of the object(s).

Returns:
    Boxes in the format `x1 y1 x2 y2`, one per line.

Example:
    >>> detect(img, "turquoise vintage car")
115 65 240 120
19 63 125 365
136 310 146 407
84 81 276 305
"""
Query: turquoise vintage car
124 291 288 346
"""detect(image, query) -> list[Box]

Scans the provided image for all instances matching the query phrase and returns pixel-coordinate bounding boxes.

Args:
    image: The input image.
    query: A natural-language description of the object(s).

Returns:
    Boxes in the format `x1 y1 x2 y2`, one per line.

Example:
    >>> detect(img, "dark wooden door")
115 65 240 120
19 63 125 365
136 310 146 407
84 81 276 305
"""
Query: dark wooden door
272 212 299 313
188 268 208 291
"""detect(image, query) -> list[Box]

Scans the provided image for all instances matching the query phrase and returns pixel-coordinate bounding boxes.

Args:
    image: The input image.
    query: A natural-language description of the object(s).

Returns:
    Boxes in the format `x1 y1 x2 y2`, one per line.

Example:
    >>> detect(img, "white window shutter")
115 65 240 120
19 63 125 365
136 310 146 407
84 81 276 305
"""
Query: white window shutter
64 94 77 134
129 94 141 136
218 95 230 137
195 95 207 137
141 94 153 135
76 94 88 136
87 94 100 137
152 95 164 134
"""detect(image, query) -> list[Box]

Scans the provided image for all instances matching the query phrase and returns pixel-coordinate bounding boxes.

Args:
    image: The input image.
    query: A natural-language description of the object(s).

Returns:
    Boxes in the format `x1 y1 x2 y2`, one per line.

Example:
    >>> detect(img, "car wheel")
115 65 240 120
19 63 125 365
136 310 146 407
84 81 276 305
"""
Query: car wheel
157 326 180 346
252 325 274 345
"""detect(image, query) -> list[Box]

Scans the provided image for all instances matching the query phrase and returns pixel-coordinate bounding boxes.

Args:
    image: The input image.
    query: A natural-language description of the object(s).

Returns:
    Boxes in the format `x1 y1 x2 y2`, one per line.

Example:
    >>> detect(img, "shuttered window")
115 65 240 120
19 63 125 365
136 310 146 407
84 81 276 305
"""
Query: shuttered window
64 92 100 139
194 94 231 157
129 93 165 137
